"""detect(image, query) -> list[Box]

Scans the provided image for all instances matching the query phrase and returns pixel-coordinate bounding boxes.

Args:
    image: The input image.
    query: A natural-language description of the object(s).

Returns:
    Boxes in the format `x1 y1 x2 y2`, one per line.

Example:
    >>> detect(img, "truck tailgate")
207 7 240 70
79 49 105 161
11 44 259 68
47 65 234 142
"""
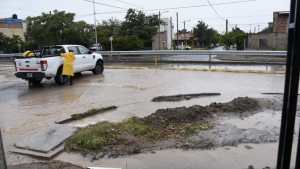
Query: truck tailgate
15 58 42 72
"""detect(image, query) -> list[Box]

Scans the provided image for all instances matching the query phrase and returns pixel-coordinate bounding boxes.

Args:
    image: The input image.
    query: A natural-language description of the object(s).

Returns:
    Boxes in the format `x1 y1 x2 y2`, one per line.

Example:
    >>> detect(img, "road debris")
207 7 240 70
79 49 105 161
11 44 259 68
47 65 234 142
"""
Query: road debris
56 106 118 124
152 93 221 102
65 97 276 158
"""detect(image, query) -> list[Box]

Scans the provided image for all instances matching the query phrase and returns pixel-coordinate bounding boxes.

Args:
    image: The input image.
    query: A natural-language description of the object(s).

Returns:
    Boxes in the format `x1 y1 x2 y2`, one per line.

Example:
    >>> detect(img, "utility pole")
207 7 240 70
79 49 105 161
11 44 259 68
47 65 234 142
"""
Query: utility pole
183 21 186 32
158 11 161 50
226 19 228 34
170 17 173 49
93 0 98 45
176 12 179 50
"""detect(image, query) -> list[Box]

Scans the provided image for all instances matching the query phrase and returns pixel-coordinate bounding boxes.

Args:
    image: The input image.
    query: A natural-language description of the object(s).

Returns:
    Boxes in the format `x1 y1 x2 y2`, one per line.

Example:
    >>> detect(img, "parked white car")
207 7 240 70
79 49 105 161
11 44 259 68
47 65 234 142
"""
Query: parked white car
14 45 104 86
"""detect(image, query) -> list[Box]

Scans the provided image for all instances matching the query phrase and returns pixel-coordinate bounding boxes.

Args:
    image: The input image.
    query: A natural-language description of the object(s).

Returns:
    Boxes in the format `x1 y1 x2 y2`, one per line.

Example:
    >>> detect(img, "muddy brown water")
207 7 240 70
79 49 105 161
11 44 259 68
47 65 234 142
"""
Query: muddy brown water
0 63 297 169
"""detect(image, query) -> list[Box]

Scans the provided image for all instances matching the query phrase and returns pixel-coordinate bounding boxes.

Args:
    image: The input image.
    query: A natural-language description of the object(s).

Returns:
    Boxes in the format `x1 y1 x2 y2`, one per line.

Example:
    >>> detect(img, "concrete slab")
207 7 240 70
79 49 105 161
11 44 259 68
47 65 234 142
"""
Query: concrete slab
11 145 64 159
15 125 77 153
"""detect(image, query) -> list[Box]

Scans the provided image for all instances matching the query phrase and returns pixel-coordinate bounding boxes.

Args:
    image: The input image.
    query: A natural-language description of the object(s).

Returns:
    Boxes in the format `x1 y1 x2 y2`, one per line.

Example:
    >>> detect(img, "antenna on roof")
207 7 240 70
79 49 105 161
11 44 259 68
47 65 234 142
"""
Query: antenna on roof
12 14 18 19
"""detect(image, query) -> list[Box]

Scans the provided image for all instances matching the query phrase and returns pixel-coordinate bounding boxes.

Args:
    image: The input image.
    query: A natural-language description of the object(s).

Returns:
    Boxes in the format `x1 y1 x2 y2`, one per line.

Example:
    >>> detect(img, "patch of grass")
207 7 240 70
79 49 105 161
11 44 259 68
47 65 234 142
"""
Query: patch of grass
181 123 211 136
65 117 211 152
65 122 120 152
65 117 162 152
119 117 162 140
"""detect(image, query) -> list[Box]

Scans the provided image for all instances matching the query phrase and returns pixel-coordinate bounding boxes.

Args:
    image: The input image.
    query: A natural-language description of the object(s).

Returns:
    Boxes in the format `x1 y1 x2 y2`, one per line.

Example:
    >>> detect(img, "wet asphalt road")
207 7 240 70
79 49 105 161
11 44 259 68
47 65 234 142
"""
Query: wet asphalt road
0 62 295 169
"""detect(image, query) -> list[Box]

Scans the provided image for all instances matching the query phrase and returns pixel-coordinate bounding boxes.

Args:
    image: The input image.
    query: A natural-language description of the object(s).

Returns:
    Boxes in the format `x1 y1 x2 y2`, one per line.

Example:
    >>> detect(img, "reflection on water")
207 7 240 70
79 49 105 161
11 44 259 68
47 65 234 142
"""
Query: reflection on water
106 63 286 74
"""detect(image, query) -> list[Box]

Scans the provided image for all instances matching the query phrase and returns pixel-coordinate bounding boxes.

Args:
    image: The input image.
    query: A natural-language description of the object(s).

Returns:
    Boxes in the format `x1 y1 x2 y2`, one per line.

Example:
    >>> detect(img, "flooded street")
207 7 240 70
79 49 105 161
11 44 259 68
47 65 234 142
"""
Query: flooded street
0 62 294 169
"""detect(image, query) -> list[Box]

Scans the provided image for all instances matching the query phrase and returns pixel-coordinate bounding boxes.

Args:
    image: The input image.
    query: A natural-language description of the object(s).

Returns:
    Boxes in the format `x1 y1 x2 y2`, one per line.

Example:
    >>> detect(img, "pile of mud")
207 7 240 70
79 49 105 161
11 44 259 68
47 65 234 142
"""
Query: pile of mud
145 97 261 128
8 161 84 169
65 97 277 159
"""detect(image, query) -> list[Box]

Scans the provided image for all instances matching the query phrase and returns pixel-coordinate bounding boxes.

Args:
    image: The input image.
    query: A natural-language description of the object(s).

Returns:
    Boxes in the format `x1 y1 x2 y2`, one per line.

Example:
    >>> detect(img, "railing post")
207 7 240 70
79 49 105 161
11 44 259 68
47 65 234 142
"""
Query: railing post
0 130 7 169
154 55 158 66
208 54 212 70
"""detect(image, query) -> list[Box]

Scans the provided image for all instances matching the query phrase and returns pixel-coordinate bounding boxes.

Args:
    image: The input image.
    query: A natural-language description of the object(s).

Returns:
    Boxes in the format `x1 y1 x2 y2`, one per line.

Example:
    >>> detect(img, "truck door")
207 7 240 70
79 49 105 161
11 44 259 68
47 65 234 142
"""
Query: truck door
78 45 94 70
67 46 82 72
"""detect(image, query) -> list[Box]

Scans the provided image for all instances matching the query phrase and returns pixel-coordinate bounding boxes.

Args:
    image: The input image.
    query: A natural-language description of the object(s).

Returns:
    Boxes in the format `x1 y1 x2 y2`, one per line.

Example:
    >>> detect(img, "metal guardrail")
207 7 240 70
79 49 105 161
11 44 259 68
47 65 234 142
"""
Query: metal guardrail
0 50 287 67
0 50 287 58
0 53 22 57
99 50 287 57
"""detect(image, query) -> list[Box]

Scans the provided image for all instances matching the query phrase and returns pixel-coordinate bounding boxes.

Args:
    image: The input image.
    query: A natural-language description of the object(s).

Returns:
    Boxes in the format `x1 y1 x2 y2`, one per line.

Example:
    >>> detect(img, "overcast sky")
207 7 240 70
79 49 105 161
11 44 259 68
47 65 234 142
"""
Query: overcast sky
0 0 290 33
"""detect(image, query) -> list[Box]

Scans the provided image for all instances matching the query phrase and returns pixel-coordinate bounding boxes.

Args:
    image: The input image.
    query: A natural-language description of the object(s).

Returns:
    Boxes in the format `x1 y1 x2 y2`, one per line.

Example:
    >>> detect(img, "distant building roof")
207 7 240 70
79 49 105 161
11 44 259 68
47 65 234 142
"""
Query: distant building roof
176 32 193 41
0 18 23 25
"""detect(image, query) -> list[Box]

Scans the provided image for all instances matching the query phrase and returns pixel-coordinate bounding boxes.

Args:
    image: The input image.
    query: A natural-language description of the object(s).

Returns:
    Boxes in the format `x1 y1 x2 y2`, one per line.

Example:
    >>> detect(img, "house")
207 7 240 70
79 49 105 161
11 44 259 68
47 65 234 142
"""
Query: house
0 14 26 40
247 11 288 50
152 18 173 50
174 31 194 49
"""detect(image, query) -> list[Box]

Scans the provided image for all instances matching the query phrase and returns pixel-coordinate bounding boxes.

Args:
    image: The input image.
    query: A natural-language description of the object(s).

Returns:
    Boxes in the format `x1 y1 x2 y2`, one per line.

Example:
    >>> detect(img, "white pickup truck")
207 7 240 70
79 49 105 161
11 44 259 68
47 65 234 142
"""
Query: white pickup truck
14 45 104 86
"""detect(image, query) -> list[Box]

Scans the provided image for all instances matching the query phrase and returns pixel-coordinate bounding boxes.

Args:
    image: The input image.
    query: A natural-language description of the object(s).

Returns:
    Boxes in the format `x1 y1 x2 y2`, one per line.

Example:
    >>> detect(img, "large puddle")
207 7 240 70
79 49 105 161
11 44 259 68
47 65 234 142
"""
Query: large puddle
0 63 295 169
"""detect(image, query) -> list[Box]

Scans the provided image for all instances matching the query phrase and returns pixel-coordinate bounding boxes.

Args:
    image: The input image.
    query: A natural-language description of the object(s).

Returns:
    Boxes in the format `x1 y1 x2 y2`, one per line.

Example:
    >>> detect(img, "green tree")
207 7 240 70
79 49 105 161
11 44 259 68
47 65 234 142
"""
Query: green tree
26 10 93 48
0 33 24 53
221 27 246 50
121 9 160 49
97 19 122 50
193 21 219 48
113 36 144 51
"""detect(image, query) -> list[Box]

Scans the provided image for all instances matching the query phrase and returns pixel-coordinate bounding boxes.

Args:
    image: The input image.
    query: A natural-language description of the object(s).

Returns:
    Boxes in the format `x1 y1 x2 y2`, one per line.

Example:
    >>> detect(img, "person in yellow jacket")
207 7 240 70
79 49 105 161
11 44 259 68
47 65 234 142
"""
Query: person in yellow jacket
62 50 76 85
23 50 34 57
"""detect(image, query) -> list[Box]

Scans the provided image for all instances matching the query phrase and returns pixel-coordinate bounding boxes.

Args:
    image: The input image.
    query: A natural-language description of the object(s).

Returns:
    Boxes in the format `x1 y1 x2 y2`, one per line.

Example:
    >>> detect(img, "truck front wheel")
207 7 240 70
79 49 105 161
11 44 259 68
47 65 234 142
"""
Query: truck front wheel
93 61 104 75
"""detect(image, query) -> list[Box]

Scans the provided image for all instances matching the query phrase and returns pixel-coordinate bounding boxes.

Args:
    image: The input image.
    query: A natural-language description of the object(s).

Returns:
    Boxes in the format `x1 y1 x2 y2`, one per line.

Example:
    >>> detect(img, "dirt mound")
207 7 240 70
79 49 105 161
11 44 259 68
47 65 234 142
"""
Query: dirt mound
207 97 261 113
65 97 264 158
8 161 84 169
145 97 260 127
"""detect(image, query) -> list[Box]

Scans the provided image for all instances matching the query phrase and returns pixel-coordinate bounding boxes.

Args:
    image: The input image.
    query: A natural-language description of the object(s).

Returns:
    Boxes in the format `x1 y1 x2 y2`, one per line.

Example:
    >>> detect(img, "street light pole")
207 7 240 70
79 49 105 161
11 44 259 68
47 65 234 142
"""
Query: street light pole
176 12 179 50
93 0 98 45
0 130 7 169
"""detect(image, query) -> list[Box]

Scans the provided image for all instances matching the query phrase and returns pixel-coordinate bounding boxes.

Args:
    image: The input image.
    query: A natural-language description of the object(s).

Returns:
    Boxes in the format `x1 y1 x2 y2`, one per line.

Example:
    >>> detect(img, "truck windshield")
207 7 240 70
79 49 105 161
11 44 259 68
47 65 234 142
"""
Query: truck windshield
41 46 65 57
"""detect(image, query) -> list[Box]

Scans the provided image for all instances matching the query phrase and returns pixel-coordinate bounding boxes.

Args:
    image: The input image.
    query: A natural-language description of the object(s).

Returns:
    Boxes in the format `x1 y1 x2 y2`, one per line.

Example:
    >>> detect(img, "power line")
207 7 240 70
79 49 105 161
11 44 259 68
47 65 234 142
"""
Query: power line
77 0 256 18
76 10 127 18
189 14 271 22
82 0 127 10
145 0 256 11
206 0 226 21
110 0 142 8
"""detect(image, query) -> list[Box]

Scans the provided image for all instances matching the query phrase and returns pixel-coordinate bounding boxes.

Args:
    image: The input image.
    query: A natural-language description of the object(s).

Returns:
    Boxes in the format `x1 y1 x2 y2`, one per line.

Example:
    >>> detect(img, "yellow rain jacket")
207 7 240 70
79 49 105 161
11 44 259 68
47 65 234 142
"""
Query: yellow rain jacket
23 50 34 57
62 52 75 76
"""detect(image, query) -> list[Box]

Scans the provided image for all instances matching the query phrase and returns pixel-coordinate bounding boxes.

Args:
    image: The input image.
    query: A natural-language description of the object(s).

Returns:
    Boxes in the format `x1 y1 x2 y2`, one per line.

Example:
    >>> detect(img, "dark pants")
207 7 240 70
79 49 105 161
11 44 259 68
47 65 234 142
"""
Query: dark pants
64 76 73 85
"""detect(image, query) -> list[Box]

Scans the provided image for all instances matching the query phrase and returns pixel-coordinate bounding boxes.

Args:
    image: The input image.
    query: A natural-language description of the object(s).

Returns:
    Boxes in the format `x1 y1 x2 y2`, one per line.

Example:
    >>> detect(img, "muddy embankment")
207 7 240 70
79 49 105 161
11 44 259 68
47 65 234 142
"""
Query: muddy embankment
65 97 280 159
8 161 84 169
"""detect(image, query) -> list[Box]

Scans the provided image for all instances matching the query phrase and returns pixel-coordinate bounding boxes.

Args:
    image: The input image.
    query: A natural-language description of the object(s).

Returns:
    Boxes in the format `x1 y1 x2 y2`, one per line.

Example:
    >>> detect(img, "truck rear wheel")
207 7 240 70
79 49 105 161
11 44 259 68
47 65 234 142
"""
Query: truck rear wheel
93 61 104 75
55 67 66 85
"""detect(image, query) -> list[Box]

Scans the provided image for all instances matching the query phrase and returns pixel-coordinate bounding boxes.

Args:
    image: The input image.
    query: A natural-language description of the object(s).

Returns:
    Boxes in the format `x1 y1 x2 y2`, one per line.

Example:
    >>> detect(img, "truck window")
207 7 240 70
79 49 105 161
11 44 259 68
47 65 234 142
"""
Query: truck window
78 46 90 54
68 46 80 54
41 46 65 57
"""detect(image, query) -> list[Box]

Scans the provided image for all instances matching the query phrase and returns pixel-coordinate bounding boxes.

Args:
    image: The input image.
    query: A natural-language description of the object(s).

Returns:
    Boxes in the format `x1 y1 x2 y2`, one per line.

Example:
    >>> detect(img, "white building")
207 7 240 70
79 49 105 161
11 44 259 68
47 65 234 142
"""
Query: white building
152 17 174 50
